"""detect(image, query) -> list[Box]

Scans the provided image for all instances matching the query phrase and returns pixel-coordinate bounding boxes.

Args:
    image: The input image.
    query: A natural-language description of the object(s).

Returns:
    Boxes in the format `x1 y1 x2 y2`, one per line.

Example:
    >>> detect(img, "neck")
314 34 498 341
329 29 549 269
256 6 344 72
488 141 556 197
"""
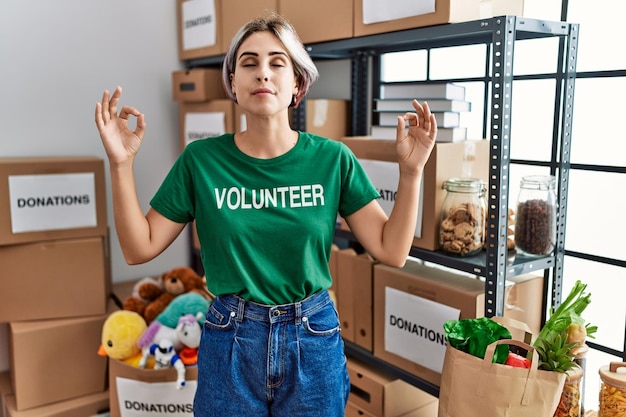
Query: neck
235 114 298 159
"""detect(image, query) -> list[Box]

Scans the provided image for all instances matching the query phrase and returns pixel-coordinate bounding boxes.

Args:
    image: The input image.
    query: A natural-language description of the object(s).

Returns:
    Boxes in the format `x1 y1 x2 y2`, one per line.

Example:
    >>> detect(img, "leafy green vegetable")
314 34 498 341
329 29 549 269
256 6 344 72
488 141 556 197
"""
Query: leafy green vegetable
532 280 596 372
444 317 512 364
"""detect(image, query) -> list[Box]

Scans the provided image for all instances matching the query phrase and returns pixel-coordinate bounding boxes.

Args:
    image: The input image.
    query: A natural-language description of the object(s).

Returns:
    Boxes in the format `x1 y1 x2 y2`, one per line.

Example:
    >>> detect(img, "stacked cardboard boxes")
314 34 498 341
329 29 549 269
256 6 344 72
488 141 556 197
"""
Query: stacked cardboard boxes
346 357 438 417
334 251 543 387
0 157 111 416
176 0 525 61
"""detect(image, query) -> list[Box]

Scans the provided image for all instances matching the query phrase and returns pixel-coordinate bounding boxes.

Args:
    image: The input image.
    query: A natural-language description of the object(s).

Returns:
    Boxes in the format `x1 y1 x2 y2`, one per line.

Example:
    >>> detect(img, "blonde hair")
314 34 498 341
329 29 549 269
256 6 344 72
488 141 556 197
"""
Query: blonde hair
222 13 319 108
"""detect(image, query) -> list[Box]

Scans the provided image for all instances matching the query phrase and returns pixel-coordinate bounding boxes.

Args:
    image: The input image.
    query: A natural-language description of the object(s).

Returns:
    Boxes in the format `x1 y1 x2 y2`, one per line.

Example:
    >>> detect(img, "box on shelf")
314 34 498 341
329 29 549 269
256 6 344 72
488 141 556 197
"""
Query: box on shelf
337 137 489 251
336 249 378 351
1 371 12 416
279 0 353 44
0 157 107 247
304 99 350 140
177 0 224 60
221 0 278 51
480 0 525 18
108 358 199 417
178 100 235 151
328 244 340 306
354 0 481 37
3 391 109 417
238 99 350 139
172 69 227 102
337 248 357 342
373 260 543 387
8 304 113 411
347 357 437 417
0 234 111 322
346 402 376 417
396 401 439 417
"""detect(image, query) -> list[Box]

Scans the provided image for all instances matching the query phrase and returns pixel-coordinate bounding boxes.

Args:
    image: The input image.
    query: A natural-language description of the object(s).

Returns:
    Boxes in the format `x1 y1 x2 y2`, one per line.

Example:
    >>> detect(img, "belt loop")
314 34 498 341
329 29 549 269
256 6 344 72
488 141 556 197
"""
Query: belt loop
236 296 245 322
295 301 302 325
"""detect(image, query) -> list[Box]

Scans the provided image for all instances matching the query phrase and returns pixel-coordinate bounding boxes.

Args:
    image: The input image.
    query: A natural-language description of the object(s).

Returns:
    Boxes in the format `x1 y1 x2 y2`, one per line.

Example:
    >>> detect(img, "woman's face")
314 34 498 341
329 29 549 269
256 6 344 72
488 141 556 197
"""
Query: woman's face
230 31 298 117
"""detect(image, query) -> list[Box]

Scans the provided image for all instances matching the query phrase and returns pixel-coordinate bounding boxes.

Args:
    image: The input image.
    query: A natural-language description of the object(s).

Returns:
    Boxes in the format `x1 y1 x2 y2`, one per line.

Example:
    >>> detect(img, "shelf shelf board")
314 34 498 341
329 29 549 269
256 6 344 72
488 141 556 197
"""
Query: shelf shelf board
184 16 573 66
334 228 554 277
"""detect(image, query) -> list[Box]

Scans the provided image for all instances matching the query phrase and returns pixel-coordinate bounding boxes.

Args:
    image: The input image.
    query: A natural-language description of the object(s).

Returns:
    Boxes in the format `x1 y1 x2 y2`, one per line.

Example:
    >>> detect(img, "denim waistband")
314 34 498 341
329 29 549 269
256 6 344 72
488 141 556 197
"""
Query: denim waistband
214 290 332 324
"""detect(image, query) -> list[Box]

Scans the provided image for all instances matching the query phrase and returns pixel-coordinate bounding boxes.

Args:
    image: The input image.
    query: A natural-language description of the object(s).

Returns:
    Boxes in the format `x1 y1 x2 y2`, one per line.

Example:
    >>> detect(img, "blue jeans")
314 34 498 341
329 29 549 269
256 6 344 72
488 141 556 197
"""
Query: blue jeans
193 289 350 417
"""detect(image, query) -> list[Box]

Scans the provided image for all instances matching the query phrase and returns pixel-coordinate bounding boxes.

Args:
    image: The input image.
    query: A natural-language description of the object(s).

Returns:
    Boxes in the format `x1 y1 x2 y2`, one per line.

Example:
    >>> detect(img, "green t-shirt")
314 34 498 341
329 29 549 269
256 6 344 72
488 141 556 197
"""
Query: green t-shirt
150 132 380 305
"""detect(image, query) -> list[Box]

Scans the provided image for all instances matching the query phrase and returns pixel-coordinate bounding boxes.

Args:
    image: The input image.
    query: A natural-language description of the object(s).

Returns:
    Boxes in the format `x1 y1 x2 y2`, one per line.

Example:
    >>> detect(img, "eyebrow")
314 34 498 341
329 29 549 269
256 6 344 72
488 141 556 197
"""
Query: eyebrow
238 51 288 61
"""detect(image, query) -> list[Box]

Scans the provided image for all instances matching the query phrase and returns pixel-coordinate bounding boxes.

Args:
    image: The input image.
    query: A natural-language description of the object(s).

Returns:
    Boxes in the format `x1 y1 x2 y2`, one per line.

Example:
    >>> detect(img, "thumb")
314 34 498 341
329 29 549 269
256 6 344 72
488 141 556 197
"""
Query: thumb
396 115 406 142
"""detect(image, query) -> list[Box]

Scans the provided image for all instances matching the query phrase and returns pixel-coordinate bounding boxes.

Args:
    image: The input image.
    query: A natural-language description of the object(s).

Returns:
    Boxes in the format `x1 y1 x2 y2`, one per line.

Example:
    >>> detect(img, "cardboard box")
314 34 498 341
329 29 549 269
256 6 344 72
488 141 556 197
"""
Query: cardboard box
1 371 12 417
108 358 198 417
111 278 139 309
337 248 358 342
0 235 111 322
9 311 110 411
502 272 544 335
373 260 543 386
337 249 379 351
172 69 227 102
238 99 350 139
328 244 340 306
347 357 437 417
177 0 224 60
178 100 235 151
480 0 524 18
0 157 107 247
397 401 439 417
279 0 353 44
354 0 482 37
346 402 376 417
338 138 489 251
3 391 109 417
221 0 279 51
351 253 378 352
304 99 350 140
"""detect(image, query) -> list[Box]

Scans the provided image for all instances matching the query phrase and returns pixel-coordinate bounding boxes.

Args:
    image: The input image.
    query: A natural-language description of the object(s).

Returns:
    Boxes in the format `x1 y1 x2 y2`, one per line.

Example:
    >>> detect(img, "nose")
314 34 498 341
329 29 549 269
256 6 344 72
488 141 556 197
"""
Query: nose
257 75 269 82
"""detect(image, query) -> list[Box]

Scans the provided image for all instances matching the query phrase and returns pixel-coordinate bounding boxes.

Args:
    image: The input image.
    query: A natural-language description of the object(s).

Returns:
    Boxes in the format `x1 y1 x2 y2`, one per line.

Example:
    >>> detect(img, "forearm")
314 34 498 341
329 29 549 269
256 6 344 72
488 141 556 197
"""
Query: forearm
109 162 154 264
380 170 423 265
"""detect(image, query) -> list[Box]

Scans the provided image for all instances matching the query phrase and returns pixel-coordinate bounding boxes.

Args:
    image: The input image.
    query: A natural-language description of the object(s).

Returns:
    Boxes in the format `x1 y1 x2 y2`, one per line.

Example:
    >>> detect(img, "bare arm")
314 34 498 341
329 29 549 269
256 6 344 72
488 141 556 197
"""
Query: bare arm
345 100 437 267
95 87 185 264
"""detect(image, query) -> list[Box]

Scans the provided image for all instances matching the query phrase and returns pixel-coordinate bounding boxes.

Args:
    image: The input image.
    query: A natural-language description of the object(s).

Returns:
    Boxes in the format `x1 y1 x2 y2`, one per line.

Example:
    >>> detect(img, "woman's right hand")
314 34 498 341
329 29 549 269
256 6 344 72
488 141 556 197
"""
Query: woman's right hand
94 86 146 165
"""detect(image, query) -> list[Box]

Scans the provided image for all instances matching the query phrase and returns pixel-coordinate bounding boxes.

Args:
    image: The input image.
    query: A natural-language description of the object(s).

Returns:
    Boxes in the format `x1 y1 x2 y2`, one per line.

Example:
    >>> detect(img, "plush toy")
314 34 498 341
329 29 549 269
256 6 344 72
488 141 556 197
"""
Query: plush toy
122 276 163 318
123 266 206 324
176 312 204 366
137 292 210 352
98 310 150 368
139 339 187 389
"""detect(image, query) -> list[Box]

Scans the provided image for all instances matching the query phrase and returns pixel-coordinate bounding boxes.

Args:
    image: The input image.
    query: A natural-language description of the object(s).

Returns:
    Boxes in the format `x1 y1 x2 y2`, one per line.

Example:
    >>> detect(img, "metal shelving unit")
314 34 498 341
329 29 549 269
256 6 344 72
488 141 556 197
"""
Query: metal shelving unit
308 15 578 395
185 15 579 396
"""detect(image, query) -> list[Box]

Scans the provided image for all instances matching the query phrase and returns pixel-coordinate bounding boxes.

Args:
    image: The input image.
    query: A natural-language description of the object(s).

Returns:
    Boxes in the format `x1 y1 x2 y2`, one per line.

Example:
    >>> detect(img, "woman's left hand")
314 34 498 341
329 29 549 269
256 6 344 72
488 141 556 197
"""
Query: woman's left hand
395 100 438 176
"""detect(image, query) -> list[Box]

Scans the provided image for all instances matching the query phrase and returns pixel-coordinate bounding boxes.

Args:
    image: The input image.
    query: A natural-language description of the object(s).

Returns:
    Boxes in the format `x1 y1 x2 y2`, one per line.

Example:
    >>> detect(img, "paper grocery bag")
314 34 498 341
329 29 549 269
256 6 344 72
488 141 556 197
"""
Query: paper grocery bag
438 339 566 417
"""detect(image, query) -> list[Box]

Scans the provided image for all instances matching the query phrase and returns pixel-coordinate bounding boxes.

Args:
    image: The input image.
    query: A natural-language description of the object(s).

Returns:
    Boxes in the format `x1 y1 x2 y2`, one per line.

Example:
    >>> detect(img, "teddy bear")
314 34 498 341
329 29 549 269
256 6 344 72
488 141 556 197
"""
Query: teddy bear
123 266 207 324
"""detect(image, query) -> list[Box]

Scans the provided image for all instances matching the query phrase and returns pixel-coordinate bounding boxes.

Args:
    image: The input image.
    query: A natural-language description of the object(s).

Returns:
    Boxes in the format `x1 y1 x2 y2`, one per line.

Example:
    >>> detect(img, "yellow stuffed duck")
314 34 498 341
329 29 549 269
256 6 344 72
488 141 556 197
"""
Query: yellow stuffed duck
98 309 152 368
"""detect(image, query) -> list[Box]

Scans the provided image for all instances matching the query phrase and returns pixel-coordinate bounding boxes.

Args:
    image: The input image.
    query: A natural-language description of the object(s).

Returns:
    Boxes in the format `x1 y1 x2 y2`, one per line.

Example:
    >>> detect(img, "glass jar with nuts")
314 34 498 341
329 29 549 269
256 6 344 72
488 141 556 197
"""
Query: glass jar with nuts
439 178 486 257
514 175 557 257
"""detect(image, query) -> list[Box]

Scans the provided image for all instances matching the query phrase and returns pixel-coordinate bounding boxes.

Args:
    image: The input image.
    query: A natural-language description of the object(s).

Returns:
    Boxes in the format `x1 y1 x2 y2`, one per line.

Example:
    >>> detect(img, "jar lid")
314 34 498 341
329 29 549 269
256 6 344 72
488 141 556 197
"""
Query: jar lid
443 178 484 193
520 175 556 190
599 362 626 388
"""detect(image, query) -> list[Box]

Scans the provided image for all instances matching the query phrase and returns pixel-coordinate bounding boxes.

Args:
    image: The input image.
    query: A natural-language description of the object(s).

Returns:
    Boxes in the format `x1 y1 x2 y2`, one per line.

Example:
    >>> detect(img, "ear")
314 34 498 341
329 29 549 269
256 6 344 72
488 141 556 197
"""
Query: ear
230 73 236 92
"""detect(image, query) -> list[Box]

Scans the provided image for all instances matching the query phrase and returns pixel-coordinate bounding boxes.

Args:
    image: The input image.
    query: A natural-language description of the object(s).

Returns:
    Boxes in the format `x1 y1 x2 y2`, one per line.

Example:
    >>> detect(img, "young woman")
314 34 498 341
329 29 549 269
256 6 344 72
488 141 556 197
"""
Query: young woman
95 13 436 417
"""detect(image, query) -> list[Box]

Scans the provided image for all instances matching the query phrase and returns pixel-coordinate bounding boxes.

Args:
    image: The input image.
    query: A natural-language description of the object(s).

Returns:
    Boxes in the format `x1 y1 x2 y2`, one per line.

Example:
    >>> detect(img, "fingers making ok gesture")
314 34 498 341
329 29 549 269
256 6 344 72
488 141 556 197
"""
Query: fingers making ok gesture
94 86 146 166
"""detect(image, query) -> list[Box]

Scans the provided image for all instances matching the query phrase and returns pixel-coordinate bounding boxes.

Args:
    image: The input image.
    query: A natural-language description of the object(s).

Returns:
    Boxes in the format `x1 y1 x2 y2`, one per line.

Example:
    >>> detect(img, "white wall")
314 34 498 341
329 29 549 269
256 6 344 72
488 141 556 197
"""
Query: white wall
0 1 187 372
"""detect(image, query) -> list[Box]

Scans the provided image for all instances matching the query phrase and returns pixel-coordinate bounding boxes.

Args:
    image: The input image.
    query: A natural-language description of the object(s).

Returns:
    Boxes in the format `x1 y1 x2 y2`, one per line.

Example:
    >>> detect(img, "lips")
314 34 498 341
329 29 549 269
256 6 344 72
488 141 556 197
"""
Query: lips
252 88 274 95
